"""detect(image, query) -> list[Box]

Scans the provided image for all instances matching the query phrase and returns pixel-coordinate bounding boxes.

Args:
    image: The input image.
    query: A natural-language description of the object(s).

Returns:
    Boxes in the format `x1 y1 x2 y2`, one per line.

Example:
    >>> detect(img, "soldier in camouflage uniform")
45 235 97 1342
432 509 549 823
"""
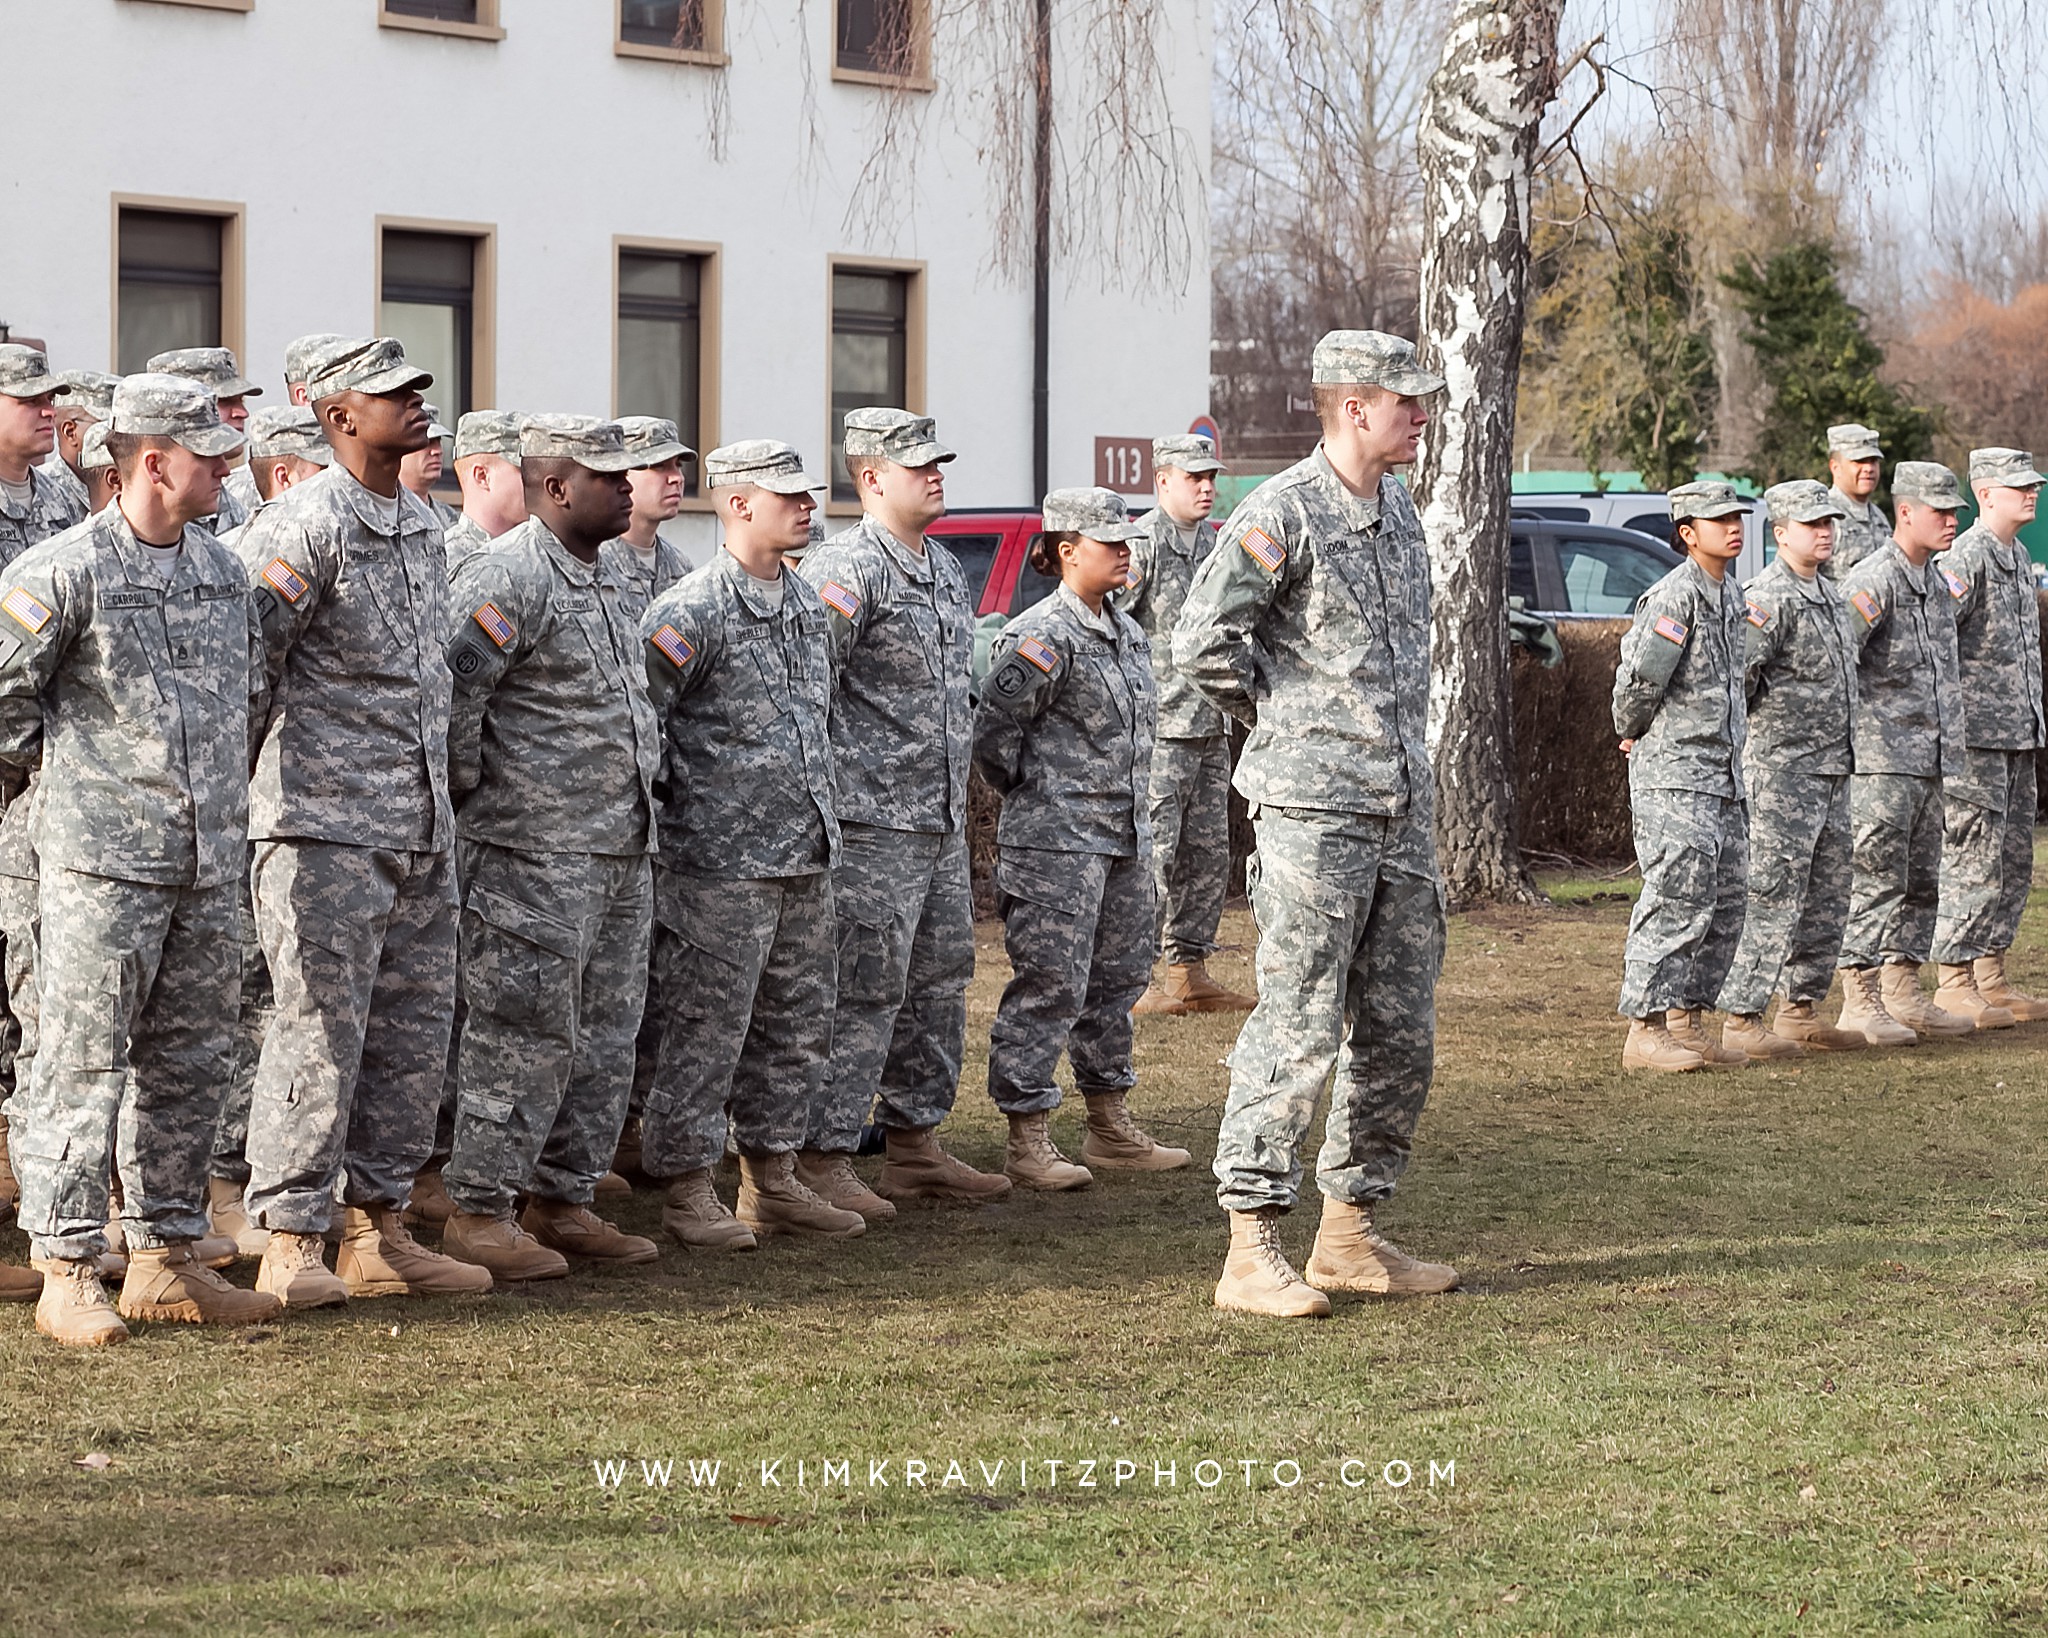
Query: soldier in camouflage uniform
977 487 1189 1191
217 335 347 520
147 347 261 535
1119 435 1253 1018
798 408 1011 1208
40 371 121 515
436 417 662 1279
1929 448 2048 1023
74 421 121 515
443 412 528 577
640 440 866 1246
1715 481 1868 1056
1175 330 1457 1319
0 374 280 1345
401 403 461 533
1612 480 1752 1072
236 336 490 1308
1822 424 1889 581
1836 461 1985 1041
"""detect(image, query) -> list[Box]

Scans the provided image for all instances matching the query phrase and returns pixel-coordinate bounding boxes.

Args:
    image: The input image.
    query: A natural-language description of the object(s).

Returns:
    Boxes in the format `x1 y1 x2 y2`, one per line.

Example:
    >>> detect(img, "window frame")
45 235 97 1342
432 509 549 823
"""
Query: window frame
614 0 728 65
824 255 927 517
373 216 497 419
830 0 934 90
377 0 504 43
611 235 723 512
123 0 254 12
110 194 245 374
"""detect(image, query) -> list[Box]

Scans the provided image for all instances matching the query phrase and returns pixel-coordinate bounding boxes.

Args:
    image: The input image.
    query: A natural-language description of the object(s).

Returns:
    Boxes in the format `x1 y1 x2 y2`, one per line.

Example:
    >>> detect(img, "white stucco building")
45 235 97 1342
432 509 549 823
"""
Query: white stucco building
1 0 1212 557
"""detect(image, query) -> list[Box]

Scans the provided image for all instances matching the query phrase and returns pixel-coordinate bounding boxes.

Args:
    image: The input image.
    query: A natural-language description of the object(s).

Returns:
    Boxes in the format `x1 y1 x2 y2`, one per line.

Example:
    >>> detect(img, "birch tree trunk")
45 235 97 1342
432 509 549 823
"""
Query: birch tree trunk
1415 0 1564 906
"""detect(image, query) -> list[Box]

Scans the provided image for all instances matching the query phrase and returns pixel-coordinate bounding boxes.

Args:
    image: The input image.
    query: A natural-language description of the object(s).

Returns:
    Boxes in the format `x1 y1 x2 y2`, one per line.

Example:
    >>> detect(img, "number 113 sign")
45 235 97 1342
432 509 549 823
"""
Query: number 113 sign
1094 438 1152 494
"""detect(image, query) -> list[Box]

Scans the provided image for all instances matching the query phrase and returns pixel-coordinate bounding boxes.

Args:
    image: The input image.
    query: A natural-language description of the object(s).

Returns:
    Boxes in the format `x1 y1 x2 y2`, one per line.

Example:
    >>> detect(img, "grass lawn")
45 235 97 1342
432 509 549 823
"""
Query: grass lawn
6 856 2048 1635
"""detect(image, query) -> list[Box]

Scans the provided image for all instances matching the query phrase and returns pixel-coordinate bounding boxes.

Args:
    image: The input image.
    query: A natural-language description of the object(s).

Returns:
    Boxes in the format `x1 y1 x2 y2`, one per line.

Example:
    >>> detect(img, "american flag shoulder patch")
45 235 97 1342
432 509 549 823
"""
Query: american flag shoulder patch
262 558 309 603
651 624 695 669
1652 614 1688 645
818 580 861 619
1 588 52 635
1850 589 1882 624
1940 567 1967 599
472 602 516 648
1240 527 1285 573
1744 599 1770 629
1016 635 1060 674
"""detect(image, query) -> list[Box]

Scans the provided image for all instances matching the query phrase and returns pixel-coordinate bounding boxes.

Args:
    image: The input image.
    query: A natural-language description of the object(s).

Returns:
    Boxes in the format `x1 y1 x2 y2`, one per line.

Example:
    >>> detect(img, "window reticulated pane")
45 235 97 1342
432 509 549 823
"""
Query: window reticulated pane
830 269 909 500
386 0 480 21
836 0 912 72
621 0 704 49
118 209 223 371
380 230 475 427
618 251 705 496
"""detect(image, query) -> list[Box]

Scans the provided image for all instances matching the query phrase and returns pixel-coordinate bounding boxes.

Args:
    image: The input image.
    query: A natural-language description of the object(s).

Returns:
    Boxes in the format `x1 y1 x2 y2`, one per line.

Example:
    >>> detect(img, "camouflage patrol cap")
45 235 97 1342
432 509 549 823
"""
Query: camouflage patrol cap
302 337 432 403
1668 480 1747 521
843 407 955 467
617 415 697 468
245 405 331 466
1309 330 1445 394
283 332 349 390
1042 486 1148 542
1763 479 1846 525
454 410 523 463
78 421 113 473
147 345 262 400
0 344 65 399
519 415 636 472
1826 423 1884 461
1891 462 1965 511
704 439 825 493
1153 434 1226 474
1967 447 2047 489
109 372 247 457
55 370 121 420
422 403 454 441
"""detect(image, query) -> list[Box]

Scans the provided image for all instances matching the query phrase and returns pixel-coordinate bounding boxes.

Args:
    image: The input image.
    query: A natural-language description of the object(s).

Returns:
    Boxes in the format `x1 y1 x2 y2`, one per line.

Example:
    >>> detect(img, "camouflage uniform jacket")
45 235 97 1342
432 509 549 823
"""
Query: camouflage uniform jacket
1840 539 1964 778
447 518 660 858
443 512 493 582
220 462 260 520
1739 557 1855 778
197 478 249 539
800 515 972 834
641 549 838 879
1611 557 1747 795
1824 490 1890 580
0 507 262 888
35 453 89 516
1113 508 1226 739
0 461 87 570
1945 522 2045 750
237 463 454 851
599 533 691 630
1173 447 1429 821
975 583 1155 857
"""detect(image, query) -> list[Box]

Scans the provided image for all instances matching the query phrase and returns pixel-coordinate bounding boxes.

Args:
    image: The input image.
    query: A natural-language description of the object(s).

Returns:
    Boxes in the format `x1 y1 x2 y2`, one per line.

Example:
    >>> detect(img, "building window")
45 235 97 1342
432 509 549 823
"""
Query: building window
834 0 927 83
116 205 239 373
379 225 492 430
124 0 254 12
378 0 503 40
616 245 716 499
617 0 719 57
829 264 923 503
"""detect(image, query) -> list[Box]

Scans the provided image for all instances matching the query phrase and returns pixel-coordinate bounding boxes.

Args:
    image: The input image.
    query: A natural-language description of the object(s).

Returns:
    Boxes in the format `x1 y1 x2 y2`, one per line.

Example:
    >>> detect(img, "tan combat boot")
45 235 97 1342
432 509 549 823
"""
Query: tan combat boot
660 1169 758 1251
1974 953 2048 1022
256 1231 350 1308
337 1205 495 1297
1161 961 1256 1013
1004 1112 1094 1191
0 1114 17 1217
1722 1013 1804 1062
400 1168 456 1228
794 1151 898 1222
0 1262 42 1302
735 1152 866 1239
1667 1009 1749 1067
1836 967 1916 1046
1080 1090 1192 1171
1214 1209 1331 1318
207 1175 269 1258
611 1115 645 1179
593 1171 632 1199
33 1258 128 1347
877 1126 1014 1206
1129 970 1188 1017
1772 1000 1869 1052
1935 962 2018 1029
1304 1196 1460 1295
1880 963 1975 1037
522 1199 659 1265
1621 1016 1705 1072
117 1243 283 1325
442 1211 570 1281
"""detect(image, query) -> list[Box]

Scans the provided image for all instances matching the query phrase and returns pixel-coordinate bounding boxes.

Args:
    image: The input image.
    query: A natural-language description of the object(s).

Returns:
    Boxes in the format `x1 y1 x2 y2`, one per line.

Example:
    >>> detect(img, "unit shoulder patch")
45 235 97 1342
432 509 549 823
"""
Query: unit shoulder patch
651 624 695 669
1744 599 1771 629
1239 526 1285 574
1015 634 1061 674
1939 566 1967 599
472 602 517 648
262 558 309 604
0 588 51 636
1849 589 1882 624
1652 614 1689 645
818 581 862 620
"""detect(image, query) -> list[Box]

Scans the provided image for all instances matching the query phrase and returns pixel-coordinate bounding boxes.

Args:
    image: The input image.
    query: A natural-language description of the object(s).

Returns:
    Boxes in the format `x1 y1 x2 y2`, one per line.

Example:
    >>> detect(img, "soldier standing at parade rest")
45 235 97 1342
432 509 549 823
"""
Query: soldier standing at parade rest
1715 480 1870 1057
0 374 280 1345
235 336 491 1308
1611 480 1753 1072
976 487 1191 1192
1927 448 2048 1024
146 347 260 535
1822 423 1890 581
1121 435 1255 1017
1175 329 1458 1320
39 371 120 514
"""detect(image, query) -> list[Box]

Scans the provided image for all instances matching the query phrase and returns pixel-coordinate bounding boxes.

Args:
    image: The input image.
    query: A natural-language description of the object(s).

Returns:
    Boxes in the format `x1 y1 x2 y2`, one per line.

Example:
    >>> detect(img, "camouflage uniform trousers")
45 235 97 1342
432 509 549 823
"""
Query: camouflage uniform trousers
1212 809 1445 1213
641 867 833 1177
1933 750 2038 963
208 856 272 1186
1842 774 1943 967
244 840 458 1234
806 823 972 1153
443 841 651 1217
10 868 237 1262
1147 735 1233 965
1717 771 1852 1015
987 846 1154 1115
0 795 33 1117
1617 787 1749 1018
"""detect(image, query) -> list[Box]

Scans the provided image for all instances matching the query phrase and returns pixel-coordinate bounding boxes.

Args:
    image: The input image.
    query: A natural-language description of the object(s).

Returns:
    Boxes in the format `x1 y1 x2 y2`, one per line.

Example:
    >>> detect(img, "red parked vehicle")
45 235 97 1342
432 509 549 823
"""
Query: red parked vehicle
925 509 1055 617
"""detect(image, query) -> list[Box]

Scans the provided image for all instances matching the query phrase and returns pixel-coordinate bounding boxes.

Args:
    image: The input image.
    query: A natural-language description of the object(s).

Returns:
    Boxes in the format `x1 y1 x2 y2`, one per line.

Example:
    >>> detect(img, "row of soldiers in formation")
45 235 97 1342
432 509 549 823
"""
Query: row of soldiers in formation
1614 425 2047 1071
